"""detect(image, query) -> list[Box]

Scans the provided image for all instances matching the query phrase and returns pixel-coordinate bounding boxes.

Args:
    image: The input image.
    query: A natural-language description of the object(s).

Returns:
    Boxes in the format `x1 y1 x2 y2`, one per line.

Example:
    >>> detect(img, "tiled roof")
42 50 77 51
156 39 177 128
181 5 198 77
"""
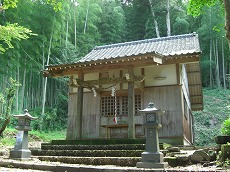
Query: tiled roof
79 33 200 63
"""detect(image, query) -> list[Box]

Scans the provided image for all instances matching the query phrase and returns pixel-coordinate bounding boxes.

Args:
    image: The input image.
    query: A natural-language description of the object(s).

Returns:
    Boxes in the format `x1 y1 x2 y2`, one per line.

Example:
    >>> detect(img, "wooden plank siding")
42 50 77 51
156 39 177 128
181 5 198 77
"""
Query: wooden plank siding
82 93 101 138
66 93 78 139
143 86 183 138
186 63 203 110
70 85 192 144
183 112 193 144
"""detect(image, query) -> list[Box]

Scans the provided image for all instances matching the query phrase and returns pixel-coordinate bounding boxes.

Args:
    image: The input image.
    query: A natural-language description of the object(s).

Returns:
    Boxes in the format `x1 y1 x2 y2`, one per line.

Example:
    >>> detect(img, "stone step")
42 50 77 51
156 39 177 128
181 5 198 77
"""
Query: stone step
41 144 145 151
47 138 146 146
33 156 141 167
32 149 143 157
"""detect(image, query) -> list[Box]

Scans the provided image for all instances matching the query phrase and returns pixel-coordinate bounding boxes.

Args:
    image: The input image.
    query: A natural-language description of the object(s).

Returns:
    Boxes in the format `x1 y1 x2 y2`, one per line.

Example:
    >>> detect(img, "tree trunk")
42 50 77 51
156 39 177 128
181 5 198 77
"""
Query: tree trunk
222 37 226 90
166 0 171 36
0 92 14 136
148 0 160 38
210 39 213 87
223 0 230 49
83 0 90 34
0 80 19 136
74 4 77 48
215 39 221 88
20 68 26 111
41 31 53 130
16 65 19 112
66 19 69 48
223 0 230 89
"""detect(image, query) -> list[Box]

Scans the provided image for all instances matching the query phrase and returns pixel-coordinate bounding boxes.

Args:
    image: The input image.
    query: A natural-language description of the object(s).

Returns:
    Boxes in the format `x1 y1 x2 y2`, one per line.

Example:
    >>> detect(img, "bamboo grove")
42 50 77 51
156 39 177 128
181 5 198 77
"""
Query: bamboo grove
0 0 229 131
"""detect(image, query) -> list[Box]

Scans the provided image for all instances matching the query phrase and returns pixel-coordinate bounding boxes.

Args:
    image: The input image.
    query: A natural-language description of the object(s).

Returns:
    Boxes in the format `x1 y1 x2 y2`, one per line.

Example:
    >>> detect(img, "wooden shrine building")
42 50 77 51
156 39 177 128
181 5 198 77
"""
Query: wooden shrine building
43 33 203 145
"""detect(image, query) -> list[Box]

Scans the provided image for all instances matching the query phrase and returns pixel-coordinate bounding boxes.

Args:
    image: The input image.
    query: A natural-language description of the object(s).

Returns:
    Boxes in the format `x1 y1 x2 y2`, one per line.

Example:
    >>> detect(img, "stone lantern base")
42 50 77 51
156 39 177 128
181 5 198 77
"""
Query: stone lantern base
136 152 168 168
10 149 31 159
136 161 168 168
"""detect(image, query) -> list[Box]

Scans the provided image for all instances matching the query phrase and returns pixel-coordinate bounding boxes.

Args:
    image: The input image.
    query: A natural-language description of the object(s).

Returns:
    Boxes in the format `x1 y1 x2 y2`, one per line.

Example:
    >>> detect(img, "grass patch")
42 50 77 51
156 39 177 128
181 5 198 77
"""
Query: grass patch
193 88 230 146
0 127 66 147
30 130 66 142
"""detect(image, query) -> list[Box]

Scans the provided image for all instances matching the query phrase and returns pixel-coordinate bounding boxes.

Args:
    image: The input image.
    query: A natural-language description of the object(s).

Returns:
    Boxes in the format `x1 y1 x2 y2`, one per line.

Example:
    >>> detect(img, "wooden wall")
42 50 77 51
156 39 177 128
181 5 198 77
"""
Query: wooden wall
66 92 78 139
66 85 189 144
66 64 194 144
82 92 101 138
143 86 183 138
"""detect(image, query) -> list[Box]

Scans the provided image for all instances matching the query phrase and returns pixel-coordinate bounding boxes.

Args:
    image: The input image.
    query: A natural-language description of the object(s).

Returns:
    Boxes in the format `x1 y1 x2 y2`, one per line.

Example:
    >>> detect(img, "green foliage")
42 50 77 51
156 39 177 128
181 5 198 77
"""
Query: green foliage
188 0 218 16
172 17 189 35
0 78 20 136
2 0 18 9
200 59 216 87
0 23 34 53
30 130 66 142
217 143 230 168
30 107 66 131
193 88 230 146
221 117 230 135
0 94 5 104
0 127 65 146
46 0 63 12
124 0 150 41
98 0 126 44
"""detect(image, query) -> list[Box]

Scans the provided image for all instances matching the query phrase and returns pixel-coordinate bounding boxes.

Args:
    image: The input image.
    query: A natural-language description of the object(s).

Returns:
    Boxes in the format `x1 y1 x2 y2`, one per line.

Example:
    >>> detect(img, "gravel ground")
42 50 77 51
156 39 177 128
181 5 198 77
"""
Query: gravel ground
0 167 51 172
0 156 228 172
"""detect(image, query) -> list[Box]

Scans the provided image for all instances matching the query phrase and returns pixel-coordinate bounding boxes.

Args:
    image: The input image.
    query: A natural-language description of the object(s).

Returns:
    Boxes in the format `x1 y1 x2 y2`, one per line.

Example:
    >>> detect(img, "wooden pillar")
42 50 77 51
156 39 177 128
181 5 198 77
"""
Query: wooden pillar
66 76 77 140
128 68 135 138
76 71 84 139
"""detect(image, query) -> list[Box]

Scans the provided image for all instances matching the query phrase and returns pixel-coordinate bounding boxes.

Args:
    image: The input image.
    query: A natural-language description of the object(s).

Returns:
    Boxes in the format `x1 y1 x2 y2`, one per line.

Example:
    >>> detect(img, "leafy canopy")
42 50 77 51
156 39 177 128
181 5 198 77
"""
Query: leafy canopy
1 0 18 9
0 0 62 54
188 0 220 16
0 23 34 53
2 0 63 11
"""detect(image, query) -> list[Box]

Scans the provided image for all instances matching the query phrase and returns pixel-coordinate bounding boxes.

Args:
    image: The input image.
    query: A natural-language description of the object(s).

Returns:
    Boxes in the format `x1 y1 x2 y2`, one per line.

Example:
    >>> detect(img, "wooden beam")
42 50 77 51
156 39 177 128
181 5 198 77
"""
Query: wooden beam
128 67 135 139
120 70 123 90
134 82 144 92
176 64 180 84
70 75 144 88
76 71 84 139
165 56 199 64
43 54 200 77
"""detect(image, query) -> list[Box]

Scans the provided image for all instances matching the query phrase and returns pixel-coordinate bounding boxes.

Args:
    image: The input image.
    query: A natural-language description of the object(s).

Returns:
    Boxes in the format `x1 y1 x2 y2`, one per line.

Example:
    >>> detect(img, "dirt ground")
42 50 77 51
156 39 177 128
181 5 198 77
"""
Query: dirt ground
0 167 51 172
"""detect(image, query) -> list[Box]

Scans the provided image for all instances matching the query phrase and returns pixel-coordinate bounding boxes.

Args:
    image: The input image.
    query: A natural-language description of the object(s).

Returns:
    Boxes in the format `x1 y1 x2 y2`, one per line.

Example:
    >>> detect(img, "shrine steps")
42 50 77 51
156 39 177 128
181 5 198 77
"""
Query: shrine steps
31 139 147 167
32 156 141 167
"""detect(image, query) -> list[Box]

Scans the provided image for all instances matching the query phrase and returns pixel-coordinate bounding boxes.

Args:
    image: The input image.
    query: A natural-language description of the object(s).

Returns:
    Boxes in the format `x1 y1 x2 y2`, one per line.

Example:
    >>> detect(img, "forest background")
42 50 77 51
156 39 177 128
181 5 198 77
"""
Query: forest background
0 0 230 146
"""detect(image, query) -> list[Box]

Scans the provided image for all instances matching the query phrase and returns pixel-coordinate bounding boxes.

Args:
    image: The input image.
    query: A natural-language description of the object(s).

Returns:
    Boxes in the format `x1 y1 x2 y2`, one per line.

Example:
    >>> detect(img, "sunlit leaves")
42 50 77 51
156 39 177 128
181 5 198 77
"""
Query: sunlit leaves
0 23 34 53
188 0 218 16
2 0 18 9
46 0 63 11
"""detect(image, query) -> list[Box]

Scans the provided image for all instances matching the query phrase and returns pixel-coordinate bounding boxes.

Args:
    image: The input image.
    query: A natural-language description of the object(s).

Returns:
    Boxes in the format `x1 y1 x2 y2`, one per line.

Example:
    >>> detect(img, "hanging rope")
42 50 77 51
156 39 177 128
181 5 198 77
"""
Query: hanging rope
111 86 118 124
92 87 97 97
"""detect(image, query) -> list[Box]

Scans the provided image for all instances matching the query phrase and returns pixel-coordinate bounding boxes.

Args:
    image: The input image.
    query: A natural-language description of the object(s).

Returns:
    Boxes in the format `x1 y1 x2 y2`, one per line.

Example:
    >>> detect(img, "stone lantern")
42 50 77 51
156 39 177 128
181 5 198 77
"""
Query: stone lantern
10 109 38 159
136 102 168 168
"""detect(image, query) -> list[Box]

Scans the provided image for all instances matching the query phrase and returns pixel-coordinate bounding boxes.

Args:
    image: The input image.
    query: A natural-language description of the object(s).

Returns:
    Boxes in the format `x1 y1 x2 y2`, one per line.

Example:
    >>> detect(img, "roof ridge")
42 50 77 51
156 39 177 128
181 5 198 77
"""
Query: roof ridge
94 32 197 50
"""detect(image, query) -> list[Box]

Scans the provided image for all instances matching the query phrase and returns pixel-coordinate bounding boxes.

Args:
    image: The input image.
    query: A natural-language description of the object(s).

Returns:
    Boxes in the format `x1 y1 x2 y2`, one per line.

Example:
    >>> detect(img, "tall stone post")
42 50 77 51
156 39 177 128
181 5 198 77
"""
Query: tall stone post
136 102 168 169
10 109 37 159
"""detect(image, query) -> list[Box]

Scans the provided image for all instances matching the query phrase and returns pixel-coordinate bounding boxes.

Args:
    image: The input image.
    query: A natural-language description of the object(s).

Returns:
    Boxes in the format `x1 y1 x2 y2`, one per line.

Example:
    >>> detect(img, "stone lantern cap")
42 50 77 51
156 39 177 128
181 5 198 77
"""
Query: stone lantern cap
13 109 38 120
139 102 164 114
